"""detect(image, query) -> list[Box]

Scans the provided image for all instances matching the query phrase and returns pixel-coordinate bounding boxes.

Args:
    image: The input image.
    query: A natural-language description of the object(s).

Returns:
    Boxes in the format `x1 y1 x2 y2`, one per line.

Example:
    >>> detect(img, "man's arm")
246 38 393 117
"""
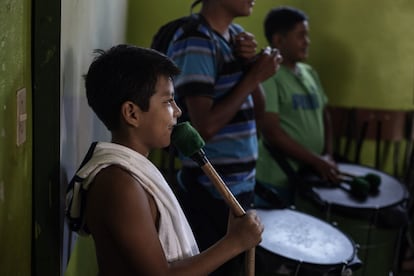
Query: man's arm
252 84 266 132
261 111 338 182
185 52 279 141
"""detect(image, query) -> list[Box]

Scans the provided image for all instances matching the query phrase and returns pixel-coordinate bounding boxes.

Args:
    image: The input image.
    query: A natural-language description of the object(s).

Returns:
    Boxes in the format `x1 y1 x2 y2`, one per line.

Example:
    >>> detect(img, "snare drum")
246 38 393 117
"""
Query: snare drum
255 208 360 275
295 163 409 276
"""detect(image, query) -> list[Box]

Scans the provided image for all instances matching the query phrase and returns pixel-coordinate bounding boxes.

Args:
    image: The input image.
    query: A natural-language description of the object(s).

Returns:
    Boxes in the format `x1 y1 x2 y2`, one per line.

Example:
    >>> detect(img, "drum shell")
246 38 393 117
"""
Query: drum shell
295 163 409 276
256 246 356 276
296 197 402 276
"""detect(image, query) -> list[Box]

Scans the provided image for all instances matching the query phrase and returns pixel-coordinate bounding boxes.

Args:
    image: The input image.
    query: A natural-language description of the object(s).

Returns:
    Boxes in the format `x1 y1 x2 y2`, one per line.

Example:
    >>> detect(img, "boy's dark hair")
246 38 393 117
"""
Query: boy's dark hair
264 6 308 44
85 45 180 131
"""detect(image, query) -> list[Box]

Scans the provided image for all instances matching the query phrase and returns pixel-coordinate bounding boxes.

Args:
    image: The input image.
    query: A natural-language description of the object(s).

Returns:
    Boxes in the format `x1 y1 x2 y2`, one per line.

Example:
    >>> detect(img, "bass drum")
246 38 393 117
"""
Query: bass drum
295 163 409 276
255 208 361 276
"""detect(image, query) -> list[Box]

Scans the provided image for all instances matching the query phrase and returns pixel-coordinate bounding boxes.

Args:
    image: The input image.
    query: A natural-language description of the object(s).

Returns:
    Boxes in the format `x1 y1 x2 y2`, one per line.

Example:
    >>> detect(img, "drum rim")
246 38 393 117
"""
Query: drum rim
305 188 408 211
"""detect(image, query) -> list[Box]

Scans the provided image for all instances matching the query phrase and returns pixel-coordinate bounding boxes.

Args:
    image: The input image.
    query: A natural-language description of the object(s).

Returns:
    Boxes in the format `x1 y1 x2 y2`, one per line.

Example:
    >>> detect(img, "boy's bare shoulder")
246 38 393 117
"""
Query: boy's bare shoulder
85 165 166 275
90 165 141 200
85 165 152 230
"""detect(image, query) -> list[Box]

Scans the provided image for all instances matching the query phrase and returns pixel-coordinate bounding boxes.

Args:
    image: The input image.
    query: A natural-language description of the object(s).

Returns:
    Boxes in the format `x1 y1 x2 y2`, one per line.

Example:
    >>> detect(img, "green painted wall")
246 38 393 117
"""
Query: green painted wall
237 0 412 108
126 0 194 48
288 0 414 109
127 0 414 173
0 0 32 275
128 0 414 110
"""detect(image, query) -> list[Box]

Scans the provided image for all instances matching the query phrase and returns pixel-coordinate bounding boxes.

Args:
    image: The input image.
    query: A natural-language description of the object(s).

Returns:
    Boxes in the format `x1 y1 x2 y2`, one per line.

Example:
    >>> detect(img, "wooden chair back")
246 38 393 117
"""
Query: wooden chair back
328 106 413 179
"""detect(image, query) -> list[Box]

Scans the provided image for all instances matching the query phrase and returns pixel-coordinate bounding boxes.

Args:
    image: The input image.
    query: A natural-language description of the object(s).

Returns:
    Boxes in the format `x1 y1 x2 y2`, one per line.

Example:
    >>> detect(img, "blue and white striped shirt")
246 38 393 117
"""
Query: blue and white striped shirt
167 14 257 198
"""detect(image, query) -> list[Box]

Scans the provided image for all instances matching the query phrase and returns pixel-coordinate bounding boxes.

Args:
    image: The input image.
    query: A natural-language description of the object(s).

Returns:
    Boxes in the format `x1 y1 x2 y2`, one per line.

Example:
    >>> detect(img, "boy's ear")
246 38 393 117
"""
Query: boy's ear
120 101 141 127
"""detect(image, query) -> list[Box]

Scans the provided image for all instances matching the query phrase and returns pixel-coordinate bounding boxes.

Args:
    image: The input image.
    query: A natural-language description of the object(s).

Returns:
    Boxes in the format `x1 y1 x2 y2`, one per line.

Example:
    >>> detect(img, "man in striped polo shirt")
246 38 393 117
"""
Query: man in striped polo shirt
166 0 281 275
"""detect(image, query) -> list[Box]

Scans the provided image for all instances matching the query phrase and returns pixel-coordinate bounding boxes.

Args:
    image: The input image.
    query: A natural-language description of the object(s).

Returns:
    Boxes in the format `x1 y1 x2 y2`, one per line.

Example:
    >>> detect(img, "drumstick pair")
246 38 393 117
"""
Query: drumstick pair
338 171 381 191
337 171 381 198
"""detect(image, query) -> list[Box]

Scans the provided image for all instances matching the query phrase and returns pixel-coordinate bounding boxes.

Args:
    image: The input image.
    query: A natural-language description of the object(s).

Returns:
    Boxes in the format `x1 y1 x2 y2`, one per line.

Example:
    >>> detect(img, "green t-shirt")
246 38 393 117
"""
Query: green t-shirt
256 63 328 189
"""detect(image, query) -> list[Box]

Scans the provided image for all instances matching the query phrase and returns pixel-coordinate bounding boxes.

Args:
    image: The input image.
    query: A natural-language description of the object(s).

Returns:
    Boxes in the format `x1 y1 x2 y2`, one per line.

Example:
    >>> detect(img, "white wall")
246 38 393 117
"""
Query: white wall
60 0 127 273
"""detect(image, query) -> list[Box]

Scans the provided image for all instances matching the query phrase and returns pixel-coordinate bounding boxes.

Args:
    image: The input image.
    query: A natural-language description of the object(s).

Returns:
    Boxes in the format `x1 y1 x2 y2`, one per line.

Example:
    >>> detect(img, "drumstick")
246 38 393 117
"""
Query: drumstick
171 122 255 276
338 171 381 192
338 176 370 198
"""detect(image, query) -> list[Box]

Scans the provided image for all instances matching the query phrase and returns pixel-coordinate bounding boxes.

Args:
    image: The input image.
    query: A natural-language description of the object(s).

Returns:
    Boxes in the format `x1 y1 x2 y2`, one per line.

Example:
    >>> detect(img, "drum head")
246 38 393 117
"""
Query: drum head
312 163 407 209
257 209 355 266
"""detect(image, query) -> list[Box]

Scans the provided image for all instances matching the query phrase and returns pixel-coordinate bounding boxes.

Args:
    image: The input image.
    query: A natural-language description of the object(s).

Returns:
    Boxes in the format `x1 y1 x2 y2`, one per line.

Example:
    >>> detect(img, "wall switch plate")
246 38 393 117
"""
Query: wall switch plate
16 88 27 146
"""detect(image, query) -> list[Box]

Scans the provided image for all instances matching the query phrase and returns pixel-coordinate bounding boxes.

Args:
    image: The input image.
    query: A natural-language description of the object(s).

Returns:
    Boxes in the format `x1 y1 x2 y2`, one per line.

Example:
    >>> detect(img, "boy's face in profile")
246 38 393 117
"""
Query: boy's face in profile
137 75 181 151
278 20 310 63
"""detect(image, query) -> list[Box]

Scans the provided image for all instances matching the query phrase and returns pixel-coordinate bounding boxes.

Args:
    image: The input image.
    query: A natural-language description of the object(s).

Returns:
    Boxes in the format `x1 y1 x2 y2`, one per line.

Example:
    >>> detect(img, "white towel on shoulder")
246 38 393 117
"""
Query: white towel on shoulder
66 142 199 262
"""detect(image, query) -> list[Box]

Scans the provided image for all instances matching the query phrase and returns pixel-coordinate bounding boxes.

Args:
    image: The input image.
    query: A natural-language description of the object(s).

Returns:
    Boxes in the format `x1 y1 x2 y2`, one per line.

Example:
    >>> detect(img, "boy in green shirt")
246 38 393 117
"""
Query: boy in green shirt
256 6 339 206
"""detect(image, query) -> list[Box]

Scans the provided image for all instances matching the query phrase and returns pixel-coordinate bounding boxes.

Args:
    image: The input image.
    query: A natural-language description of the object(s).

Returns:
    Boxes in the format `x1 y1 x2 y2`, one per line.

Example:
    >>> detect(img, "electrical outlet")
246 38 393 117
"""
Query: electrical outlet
16 88 27 146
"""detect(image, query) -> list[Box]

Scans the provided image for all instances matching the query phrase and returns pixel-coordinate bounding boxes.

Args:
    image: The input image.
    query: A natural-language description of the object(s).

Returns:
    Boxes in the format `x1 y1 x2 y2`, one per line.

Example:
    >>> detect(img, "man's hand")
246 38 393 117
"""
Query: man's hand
312 155 339 183
247 47 282 84
234 32 257 61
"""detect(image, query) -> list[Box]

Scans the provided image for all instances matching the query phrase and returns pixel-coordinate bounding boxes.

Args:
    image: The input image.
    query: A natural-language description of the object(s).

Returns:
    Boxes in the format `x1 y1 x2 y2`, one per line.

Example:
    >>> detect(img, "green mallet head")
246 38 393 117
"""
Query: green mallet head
350 177 370 198
364 173 381 192
171 121 205 157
